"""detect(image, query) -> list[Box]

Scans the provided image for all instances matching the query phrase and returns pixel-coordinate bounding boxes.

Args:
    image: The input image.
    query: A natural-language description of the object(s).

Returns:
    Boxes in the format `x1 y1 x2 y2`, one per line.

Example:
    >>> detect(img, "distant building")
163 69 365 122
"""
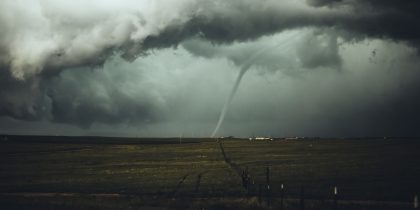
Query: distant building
249 137 273 141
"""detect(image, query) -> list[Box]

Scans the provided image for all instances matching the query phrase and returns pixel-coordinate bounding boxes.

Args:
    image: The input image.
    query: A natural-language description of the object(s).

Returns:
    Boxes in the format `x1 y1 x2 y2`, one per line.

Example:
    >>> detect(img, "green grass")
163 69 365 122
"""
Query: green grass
0 137 419 209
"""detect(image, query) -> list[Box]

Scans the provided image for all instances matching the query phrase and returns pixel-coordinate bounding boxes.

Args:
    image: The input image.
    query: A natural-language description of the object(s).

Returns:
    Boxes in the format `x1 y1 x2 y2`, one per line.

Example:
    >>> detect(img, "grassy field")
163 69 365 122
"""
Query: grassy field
1 136 419 209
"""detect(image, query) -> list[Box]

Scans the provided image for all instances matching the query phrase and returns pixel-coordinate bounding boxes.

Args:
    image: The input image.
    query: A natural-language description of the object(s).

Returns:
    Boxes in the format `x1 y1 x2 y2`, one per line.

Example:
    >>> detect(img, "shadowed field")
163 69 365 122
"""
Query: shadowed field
1 136 419 209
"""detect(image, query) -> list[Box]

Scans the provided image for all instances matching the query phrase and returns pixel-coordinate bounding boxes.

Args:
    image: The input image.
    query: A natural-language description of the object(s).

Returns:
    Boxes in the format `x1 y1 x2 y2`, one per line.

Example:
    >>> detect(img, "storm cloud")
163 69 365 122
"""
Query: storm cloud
0 0 420 137
1 0 419 79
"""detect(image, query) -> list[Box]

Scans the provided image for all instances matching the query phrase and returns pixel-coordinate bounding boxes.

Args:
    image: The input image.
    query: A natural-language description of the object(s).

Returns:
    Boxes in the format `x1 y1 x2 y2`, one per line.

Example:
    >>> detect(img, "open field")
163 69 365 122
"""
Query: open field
1 136 420 209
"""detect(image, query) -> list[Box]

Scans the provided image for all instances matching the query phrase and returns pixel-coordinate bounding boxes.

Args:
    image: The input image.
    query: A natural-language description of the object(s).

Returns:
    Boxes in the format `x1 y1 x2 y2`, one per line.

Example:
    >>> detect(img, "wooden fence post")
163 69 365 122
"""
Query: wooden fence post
194 173 202 196
415 195 418 209
280 183 284 210
266 166 271 207
333 186 338 210
300 185 305 210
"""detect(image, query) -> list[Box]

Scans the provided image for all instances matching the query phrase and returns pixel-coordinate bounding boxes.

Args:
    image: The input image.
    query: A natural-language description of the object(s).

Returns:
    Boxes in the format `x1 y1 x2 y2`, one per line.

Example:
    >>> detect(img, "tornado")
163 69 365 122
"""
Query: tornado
210 66 248 138
210 31 302 137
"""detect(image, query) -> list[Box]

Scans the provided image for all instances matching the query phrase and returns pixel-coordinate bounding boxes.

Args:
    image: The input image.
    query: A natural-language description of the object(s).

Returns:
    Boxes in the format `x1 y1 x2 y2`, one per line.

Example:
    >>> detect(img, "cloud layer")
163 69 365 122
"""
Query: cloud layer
0 0 420 137
1 0 419 79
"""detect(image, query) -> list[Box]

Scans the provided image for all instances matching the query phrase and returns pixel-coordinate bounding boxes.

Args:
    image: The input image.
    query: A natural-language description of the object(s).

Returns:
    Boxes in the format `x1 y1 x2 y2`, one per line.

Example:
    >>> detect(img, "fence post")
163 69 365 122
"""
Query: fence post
258 184 262 204
333 186 338 210
195 173 202 196
266 166 271 207
249 178 255 197
280 183 284 210
300 185 305 210
246 167 251 196
415 195 418 209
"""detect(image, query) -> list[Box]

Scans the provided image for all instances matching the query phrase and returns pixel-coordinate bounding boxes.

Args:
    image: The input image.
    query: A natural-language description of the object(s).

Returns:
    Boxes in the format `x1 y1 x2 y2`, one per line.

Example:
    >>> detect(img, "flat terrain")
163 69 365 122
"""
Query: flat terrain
1 136 419 209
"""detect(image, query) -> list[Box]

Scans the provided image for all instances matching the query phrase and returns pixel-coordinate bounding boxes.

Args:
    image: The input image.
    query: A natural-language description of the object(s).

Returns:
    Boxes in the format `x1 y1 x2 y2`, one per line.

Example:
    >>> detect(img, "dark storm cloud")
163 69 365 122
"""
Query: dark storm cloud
1 0 420 79
305 0 420 43
182 29 341 74
149 0 420 50
0 0 420 132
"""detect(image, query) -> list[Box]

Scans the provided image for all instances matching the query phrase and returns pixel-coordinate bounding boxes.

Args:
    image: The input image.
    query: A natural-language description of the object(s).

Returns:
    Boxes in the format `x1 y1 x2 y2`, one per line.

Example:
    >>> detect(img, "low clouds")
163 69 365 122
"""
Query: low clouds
46 64 162 128
1 0 420 136
0 70 47 121
0 57 167 127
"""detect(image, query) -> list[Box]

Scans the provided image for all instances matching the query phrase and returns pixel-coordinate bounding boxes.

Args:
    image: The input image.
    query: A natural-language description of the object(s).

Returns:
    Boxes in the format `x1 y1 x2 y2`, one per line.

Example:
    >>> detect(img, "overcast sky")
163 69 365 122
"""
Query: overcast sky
1 0 420 137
